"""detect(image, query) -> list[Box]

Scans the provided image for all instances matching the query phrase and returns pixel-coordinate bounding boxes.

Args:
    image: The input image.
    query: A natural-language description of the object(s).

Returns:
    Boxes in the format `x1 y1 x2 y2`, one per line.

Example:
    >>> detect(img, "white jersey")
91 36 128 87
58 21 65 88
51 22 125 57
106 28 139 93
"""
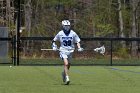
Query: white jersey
53 30 80 52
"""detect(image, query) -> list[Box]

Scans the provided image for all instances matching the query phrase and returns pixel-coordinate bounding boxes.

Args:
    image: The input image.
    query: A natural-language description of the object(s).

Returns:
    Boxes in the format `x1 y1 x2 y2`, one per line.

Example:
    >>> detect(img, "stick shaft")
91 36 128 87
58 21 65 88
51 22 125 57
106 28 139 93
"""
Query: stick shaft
41 49 54 50
41 49 97 51
41 48 74 51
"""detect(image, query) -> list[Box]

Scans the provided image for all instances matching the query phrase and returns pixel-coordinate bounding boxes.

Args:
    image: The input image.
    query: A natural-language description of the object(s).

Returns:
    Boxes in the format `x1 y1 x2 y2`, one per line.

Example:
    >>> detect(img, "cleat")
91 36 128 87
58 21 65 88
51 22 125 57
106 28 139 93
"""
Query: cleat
65 80 70 85
65 77 70 85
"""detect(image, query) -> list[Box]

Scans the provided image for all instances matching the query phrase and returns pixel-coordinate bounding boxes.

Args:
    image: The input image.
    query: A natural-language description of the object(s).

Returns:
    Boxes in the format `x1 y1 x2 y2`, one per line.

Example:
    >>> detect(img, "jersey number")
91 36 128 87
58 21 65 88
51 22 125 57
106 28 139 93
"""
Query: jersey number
63 40 71 46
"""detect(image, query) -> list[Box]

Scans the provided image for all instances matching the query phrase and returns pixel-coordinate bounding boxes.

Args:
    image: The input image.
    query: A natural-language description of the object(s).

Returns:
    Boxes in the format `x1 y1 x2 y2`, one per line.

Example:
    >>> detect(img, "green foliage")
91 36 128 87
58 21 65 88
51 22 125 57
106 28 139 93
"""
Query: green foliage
95 24 115 36
23 0 124 37
14 0 139 38
122 6 131 37
115 48 129 58
44 0 75 5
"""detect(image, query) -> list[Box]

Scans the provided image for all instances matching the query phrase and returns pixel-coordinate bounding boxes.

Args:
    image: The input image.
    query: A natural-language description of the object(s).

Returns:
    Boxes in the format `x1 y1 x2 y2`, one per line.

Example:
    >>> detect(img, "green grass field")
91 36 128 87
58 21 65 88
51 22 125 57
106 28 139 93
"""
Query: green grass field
0 66 140 93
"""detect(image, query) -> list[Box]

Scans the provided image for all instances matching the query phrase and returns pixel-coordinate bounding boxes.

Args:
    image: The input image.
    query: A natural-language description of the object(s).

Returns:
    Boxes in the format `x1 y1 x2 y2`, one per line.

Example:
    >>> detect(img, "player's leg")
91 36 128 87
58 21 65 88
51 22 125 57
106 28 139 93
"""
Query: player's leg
61 58 68 82
62 71 66 82
64 53 72 85
63 58 70 85
67 53 72 70
61 59 70 83
60 52 70 84
68 63 71 70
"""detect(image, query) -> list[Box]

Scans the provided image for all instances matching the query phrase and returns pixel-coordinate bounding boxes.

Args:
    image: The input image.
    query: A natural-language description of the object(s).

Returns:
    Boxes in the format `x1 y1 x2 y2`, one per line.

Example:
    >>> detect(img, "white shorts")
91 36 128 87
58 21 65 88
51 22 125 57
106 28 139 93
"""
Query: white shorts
59 51 73 62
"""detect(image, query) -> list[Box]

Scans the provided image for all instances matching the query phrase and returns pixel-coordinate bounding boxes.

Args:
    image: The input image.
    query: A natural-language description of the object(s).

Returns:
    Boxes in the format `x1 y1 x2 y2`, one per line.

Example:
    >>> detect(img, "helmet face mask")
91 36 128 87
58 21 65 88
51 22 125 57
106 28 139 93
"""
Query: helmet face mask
63 25 70 31
62 20 71 36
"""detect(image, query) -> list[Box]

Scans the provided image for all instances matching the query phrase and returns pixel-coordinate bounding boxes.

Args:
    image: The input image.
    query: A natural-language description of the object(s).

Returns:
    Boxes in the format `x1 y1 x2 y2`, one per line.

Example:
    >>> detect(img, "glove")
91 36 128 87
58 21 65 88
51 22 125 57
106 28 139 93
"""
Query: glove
78 47 84 52
52 44 58 51
53 46 58 51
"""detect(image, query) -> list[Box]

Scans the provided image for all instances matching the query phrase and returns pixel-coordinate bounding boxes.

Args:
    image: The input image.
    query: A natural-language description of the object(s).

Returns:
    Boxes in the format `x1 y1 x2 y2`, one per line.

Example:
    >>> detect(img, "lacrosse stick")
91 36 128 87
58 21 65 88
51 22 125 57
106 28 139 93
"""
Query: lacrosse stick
41 46 105 55
93 45 105 55
41 49 56 51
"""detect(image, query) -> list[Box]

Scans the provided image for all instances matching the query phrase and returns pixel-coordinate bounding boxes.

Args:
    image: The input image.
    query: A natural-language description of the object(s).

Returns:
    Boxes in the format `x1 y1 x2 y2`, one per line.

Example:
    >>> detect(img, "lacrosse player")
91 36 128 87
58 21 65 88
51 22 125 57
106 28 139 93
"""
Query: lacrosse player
52 20 83 85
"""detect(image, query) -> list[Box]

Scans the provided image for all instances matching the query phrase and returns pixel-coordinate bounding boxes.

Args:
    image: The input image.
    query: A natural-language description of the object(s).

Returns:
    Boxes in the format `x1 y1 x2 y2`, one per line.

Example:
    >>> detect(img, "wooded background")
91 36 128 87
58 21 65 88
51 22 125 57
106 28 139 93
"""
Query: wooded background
0 0 140 57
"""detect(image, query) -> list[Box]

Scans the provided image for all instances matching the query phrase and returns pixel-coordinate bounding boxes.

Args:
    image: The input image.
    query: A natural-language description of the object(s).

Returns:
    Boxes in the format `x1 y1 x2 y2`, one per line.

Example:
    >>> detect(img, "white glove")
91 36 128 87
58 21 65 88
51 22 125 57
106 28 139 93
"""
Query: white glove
53 46 58 51
78 47 84 52
52 43 58 51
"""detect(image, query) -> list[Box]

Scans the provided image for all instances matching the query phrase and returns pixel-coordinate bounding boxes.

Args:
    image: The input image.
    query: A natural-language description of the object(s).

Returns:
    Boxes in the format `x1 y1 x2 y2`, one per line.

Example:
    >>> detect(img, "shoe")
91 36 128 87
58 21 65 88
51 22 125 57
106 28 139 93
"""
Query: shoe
65 77 70 85
62 72 66 82
65 80 70 85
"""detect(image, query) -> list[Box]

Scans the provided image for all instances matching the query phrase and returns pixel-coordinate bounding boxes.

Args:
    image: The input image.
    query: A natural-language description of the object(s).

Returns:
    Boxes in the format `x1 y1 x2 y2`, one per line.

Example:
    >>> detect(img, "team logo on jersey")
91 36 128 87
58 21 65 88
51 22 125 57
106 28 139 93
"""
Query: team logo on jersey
62 37 72 40
62 37 73 46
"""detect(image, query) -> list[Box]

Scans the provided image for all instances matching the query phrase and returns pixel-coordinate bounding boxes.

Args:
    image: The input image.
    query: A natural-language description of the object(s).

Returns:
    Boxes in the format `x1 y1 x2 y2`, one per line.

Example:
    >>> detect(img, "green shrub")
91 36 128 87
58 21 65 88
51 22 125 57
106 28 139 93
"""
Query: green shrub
115 48 129 58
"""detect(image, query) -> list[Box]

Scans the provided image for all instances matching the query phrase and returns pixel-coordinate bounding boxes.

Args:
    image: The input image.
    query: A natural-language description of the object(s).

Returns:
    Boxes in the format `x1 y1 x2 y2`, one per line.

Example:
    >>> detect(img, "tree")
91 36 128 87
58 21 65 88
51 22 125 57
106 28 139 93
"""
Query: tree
131 0 140 56
118 0 126 48
24 0 32 55
24 0 31 36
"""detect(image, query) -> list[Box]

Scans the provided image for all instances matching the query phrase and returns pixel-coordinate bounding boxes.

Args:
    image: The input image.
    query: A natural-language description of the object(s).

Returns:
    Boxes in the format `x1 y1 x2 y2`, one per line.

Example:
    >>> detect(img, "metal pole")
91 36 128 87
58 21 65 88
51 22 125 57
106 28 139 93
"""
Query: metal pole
16 0 21 66
110 40 113 66
13 35 16 65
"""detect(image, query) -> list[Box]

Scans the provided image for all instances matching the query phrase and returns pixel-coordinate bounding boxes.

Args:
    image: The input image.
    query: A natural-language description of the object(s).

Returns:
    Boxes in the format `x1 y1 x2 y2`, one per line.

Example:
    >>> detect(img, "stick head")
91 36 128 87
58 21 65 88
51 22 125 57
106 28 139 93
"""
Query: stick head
94 45 105 55
99 45 105 55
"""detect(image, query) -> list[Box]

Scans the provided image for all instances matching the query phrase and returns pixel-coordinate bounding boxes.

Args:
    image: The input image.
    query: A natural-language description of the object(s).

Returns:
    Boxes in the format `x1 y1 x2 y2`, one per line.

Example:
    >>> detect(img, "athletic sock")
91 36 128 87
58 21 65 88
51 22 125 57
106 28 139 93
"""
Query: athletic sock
66 75 69 81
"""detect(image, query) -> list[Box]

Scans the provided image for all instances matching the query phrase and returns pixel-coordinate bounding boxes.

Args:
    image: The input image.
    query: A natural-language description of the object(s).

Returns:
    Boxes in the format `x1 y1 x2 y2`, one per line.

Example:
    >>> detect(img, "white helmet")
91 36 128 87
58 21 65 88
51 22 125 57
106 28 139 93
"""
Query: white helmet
62 20 71 35
62 20 70 26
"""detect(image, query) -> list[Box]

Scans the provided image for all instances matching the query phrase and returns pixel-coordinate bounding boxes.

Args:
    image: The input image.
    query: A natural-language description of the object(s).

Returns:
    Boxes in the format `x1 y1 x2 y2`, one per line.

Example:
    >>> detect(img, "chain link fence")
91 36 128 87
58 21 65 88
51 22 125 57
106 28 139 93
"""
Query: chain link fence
18 37 140 66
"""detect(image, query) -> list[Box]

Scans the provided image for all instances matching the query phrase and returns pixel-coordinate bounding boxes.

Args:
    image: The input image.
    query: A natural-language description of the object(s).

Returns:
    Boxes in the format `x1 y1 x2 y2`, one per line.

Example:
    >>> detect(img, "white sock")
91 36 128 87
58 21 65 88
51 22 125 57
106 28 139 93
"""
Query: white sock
66 75 69 81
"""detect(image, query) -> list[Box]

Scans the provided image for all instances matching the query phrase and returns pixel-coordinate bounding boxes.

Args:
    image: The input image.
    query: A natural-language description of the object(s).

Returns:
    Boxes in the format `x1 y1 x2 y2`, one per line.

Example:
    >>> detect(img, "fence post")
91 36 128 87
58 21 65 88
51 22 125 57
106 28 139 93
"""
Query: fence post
110 40 113 66
16 0 21 66
11 36 14 65
13 35 16 66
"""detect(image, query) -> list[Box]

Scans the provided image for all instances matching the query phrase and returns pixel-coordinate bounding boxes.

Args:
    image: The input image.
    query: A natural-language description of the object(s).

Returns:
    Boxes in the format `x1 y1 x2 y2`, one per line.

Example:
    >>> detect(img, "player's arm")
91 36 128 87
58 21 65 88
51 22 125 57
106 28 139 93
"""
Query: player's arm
74 32 84 52
52 40 57 47
52 40 58 51
76 42 84 52
52 33 59 51
76 42 81 49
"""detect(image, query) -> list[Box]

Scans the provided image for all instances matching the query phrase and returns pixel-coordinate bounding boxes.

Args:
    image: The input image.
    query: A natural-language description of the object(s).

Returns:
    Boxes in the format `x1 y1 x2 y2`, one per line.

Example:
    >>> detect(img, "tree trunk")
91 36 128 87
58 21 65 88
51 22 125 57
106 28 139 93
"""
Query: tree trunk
25 0 31 37
6 0 11 27
24 0 32 55
131 0 138 56
118 0 126 48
